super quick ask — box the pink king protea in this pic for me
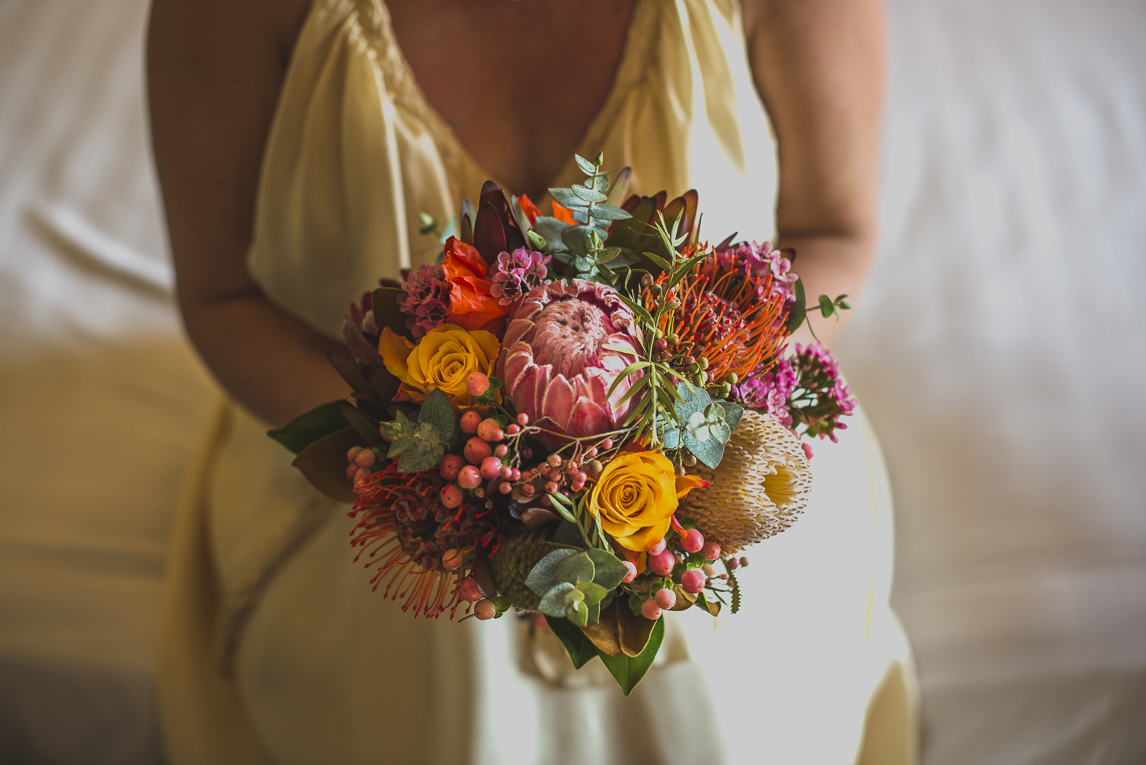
[498,279,642,447]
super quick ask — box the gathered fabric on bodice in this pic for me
[156,2,916,763]
[247,0,777,340]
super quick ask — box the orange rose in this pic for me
[442,237,508,334]
[588,451,706,552]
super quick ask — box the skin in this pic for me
[147,0,885,426]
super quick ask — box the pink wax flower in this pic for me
[706,241,798,304]
[498,279,642,447]
[400,263,451,338]
[489,248,552,306]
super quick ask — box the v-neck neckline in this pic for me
[370,0,657,198]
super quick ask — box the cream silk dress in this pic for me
[156,0,918,763]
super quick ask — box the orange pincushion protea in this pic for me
[646,246,789,383]
[349,463,502,618]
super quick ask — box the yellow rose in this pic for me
[588,451,706,552]
[378,323,500,407]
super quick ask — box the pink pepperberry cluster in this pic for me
[437,407,527,509]
[345,446,379,489]
[637,530,723,621]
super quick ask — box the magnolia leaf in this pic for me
[597,614,666,695]
[585,548,629,590]
[555,551,596,585]
[290,427,362,503]
[545,615,598,669]
[361,365,401,407]
[539,582,577,617]
[267,401,348,455]
[588,203,632,222]
[696,591,722,617]
[605,167,632,205]
[526,548,578,597]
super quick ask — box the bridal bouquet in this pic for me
[269,155,855,693]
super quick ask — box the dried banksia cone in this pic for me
[490,527,553,611]
[677,411,811,553]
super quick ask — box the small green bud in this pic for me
[726,372,739,384]
[698,357,710,371]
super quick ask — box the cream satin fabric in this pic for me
[156,0,916,763]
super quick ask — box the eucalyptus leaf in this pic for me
[819,294,836,318]
[683,430,725,470]
[568,599,590,627]
[526,549,577,597]
[719,401,745,433]
[548,188,588,209]
[552,521,587,549]
[561,225,600,258]
[570,184,608,204]
[592,174,611,194]
[539,582,577,617]
[532,217,569,252]
[577,581,608,605]
[555,551,596,585]
[418,388,457,442]
[588,203,632,222]
[574,154,598,176]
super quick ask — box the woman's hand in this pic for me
[148,0,347,426]
[742,0,887,347]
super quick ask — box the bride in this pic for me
[147,0,914,763]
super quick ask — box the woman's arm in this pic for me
[741,0,886,346]
[148,0,346,426]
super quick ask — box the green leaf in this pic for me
[561,225,601,258]
[545,616,598,669]
[571,184,608,204]
[553,521,587,549]
[418,388,457,442]
[372,287,413,341]
[785,300,807,335]
[395,432,445,473]
[526,229,549,251]
[819,294,836,318]
[574,154,598,176]
[684,430,725,470]
[577,581,608,605]
[719,401,745,433]
[585,548,629,590]
[642,250,673,271]
[532,217,569,252]
[568,599,590,627]
[555,551,596,585]
[539,582,577,617]
[289,427,363,503]
[526,549,577,597]
[336,400,383,446]
[594,246,624,264]
[548,188,588,209]
[597,616,666,695]
[267,401,349,455]
[588,203,632,222]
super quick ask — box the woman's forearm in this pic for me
[778,232,877,347]
[179,290,348,427]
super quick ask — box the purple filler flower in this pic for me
[709,241,799,304]
[737,358,797,427]
[489,248,552,306]
[400,263,450,338]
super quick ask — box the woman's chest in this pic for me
[386,0,639,197]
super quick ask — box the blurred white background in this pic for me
[1,0,1143,763]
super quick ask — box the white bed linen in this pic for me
[836,0,1146,762]
[0,1,216,762]
[1,0,1144,763]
